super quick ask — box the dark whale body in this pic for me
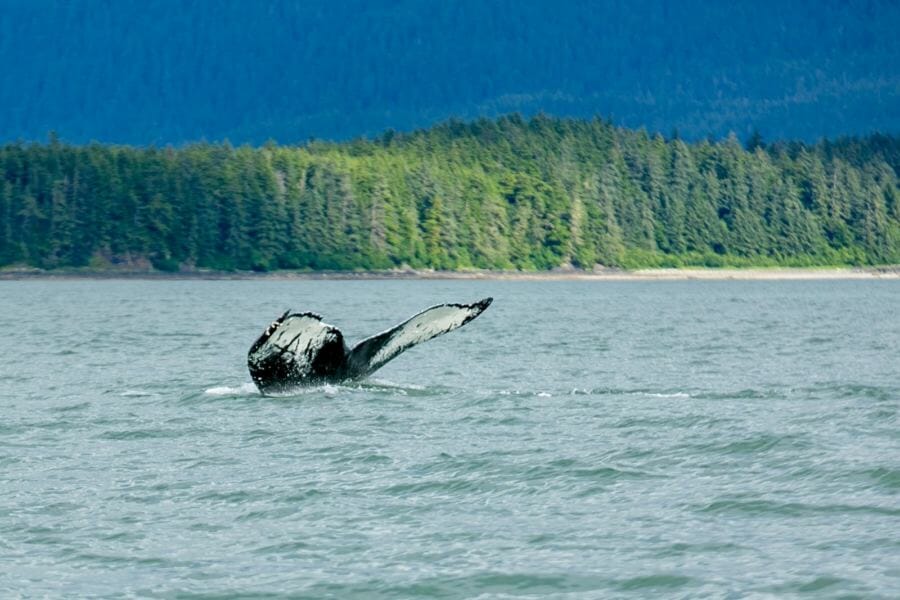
[248,298,492,393]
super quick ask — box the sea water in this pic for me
[1,279,898,597]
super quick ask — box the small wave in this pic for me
[51,401,91,412]
[120,390,157,397]
[98,428,208,440]
[693,388,776,400]
[854,466,900,491]
[251,541,311,555]
[568,387,691,398]
[760,576,859,595]
[305,572,616,598]
[495,389,553,397]
[653,541,746,558]
[195,490,263,504]
[699,498,900,517]
[384,478,489,495]
[617,574,694,591]
[695,433,810,455]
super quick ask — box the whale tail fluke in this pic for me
[345,297,493,379]
[247,297,493,392]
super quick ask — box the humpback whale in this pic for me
[248,298,492,393]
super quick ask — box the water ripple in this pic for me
[2,279,899,597]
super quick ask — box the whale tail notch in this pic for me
[344,297,493,379]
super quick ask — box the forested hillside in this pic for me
[1,0,897,144]
[1,116,898,272]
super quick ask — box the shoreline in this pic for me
[2,266,899,281]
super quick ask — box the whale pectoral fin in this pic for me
[346,297,492,379]
[248,312,344,392]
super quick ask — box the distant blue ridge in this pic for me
[1,0,898,145]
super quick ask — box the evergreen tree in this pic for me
[0,118,897,272]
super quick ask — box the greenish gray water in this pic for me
[1,280,898,598]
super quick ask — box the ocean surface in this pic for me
[1,279,898,598]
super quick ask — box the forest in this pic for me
[1,115,898,272]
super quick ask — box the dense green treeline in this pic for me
[1,116,899,272]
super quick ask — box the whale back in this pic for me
[248,312,347,392]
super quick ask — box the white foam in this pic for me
[204,383,259,396]
[369,378,426,391]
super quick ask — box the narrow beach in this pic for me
[2,266,898,281]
